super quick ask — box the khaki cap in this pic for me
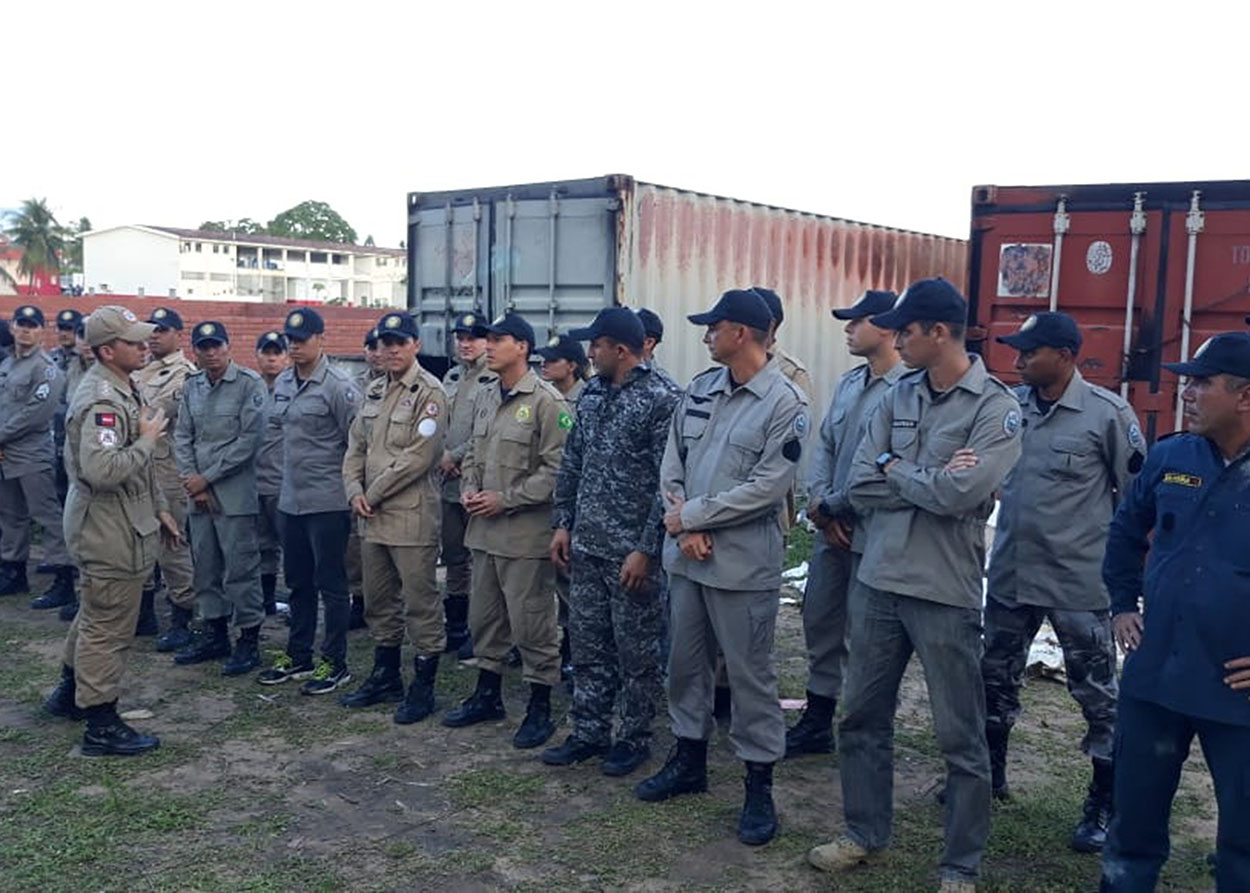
[85,306,157,347]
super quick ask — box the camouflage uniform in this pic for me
[553,366,680,746]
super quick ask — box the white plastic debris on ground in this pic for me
[1026,620,1066,681]
[780,561,808,604]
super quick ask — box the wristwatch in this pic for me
[875,451,897,473]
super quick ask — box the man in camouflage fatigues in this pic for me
[982,312,1143,854]
[542,308,680,777]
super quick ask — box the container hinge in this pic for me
[1186,190,1204,235]
[1130,192,1147,235]
[1053,197,1070,235]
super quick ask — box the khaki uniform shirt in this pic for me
[343,362,447,546]
[987,370,1144,611]
[809,361,907,553]
[441,354,494,503]
[174,361,267,516]
[660,359,809,591]
[461,369,569,558]
[0,348,65,478]
[848,355,1022,609]
[271,355,359,516]
[562,378,587,413]
[65,353,94,405]
[134,350,197,492]
[63,364,166,580]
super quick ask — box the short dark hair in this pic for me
[917,319,966,341]
[600,336,643,359]
[747,325,770,346]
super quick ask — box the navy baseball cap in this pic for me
[452,311,482,335]
[473,312,536,351]
[284,308,325,339]
[636,308,664,342]
[376,311,420,342]
[55,308,83,330]
[870,277,967,330]
[688,289,774,331]
[256,330,287,352]
[191,320,229,347]
[13,305,45,327]
[751,287,784,326]
[1164,332,1250,379]
[536,333,589,366]
[997,312,1083,353]
[570,307,646,351]
[833,290,899,321]
[148,307,184,330]
[363,327,379,348]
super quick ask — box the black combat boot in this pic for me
[58,590,79,622]
[222,625,262,676]
[0,561,29,596]
[174,616,231,665]
[442,669,506,727]
[394,655,439,725]
[133,587,158,636]
[784,691,836,758]
[156,604,194,653]
[43,665,85,720]
[81,701,160,757]
[348,595,367,630]
[340,646,404,707]
[261,573,277,616]
[635,737,709,802]
[513,683,555,749]
[542,735,609,766]
[29,566,74,610]
[443,597,469,653]
[739,761,779,845]
[986,723,1011,801]
[1070,758,1114,853]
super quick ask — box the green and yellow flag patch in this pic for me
[557,412,574,431]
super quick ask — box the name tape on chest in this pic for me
[1162,471,1202,488]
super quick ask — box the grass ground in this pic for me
[0,565,1218,893]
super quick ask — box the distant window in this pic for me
[182,242,191,252]
[288,250,306,262]
[195,242,202,252]
[376,257,387,267]
[310,252,327,263]
[332,254,346,265]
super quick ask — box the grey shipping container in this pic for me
[407,174,967,413]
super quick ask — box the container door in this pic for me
[490,194,618,344]
[408,200,490,357]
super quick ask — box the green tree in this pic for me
[364,234,375,247]
[235,217,265,235]
[199,220,228,233]
[3,198,66,288]
[63,216,92,274]
[267,200,356,244]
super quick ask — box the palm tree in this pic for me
[3,198,67,289]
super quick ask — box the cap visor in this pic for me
[534,348,560,360]
[868,309,908,330]
[686,311,723,325]
[831,306,872,321]
[566,326,597,341]
[1163,360,1219,377]
[122,322,158,341]
[995,333,1041,349]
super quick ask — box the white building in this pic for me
[82,225,407,307]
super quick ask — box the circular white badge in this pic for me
[1086,241,1113,275]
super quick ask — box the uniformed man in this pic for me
[0,319,12,364]
[134,307,197,645]
[0,304,75,607]
[172,321,267,674]
[536,331,590,677]
[346,326,385,630]
[64,320,95,404]
[254,331,288,615]
[1099,332,1250,892]
[257,308,358,695]
[41,306,182,756]
[543,307,680,776]
[810,278,1022,892]
[439,312,494,659]
[340,311,448,723]
[636,289,809,849]
[50,309,83,504]
[443,312,569,750]
[636,308,680,390]
[786,290,903,758]
[751,287,815,401]
[981,312,1142,853]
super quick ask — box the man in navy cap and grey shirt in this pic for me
[811,278,1021,891]
[636,288,809,848]
[257,308,359,695]
[981,311,1144,854]
[1100,332,1250,892]
[786,290,904,759]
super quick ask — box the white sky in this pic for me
[6,1,1247,247]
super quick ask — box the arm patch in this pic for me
[782,439,802,462]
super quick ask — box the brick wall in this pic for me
[0,295,386,368]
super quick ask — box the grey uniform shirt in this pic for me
[986,370,1144,611]
[808,361,906,554]
[660,359,809,591]
[271,355,359,515]
[0,348,66,478]
[254,377,284,498]
[174,361,267,516]
[441,355,495,503]
[848,355,1022,609]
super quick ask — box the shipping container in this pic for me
[968,180,1250,440]
[407,175,967,414]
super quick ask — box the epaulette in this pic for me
[779,374,808,405]
[238,366,262,380]
[187,367,206,377]
[1088,384,1131,410]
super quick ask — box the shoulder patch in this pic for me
[1162,471,1202,488]
[782,438,802,462]
[95,412,117,428]
[1127,422,1145,451]
[557,411,574,431]
[793,411,809,437]
[33,382,51,401]
[1003,409,1021,437]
